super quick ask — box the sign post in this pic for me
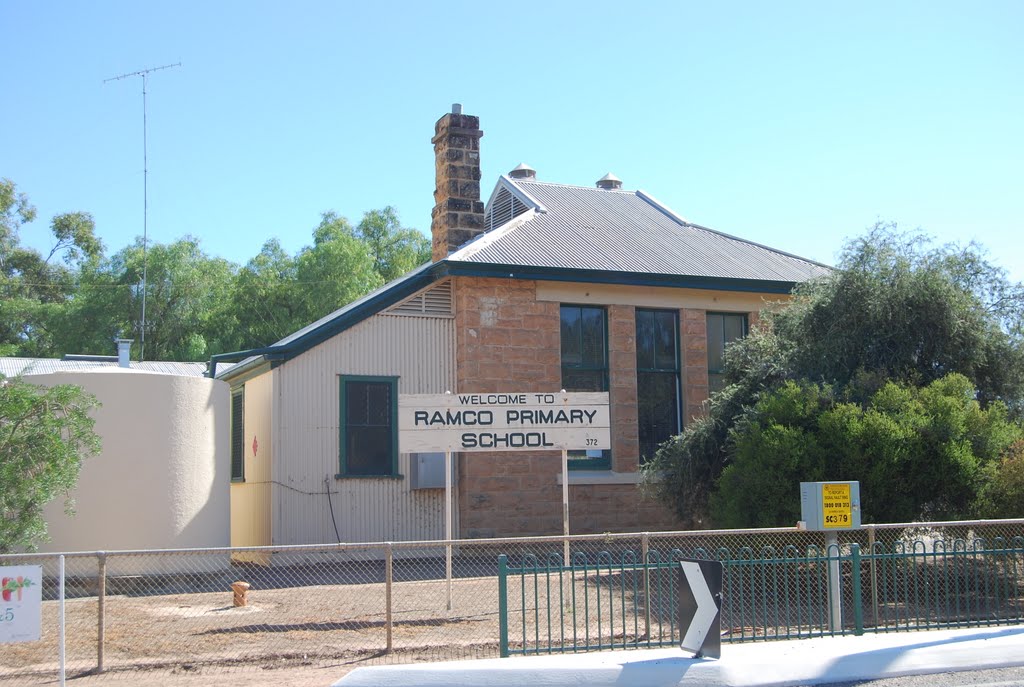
[445,449,452,611]
[561,448,570,564]
[399,391,611,602]
[799,481,862,632]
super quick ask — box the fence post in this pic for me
[867,524,877,626]
[385,543,393,654]
[851,544,864,636]
[97,552,107,673]
[641,532,651,639]
[826,532,841,633]
[498,554,509,658]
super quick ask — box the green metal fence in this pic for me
[498,534,1024,657]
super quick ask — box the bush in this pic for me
[709,374,1022,527]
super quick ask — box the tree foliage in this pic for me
[0,177,430,360]
[646,225,1024,526]
[710,375,1022,527]
[0,377,101,552]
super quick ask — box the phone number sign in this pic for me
[1,566,42,643]
[822,483,853,529]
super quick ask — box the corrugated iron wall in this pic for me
[273,313,456,545]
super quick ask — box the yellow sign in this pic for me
[822,483,852,529]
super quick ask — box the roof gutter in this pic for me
[208,347,286,379]
[434,260,804,294]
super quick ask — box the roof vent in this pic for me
[115,338,133,368]
[596,173,622,190]
[508,163,536,180]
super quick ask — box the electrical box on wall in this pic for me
[410,452,449,490]
[799,481,862,531]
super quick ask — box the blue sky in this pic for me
[4,1,1023,280]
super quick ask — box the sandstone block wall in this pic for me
[454,276,681,537]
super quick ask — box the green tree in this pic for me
[222,210,410,351]
[106,237,236,361]
[354,207,431,282]
[0,178,37,272]
[710,375,1021,527]
[1,179,105,357]
[223,239,301,351]
[0,377,101,552]
[646,225,1024,526]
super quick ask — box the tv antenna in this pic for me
[104,62,181,361]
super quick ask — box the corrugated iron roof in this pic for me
[457,178,831,283]
[0,358,211,378]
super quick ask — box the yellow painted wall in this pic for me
[230,369,274,562]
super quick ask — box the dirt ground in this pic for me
[1,567,651,687]
[15,663,357,686]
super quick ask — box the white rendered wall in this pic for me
[26,370,230,573]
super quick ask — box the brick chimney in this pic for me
[431,104,485,261]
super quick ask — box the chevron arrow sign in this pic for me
[677,558,723,659]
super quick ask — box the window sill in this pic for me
[335,473,404,480]
[231,478,245,484]
[556,471,642,486]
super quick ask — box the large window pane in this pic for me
[581,307,606,367]
[637,372,679,461]
[635,310,656,370]
[560,307,582,366]
[561,369,605,393]
[560,305,610,469]
[636,309,680,463]
[230,389,244,481]
[654,310,677,369]
[341,378,396,476]
[707,312,748,395]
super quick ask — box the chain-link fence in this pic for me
[1,519,1022,684]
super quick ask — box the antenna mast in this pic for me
[104,62,181,361]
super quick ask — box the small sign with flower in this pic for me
[1,566,42,643]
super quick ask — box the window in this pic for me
[560,305,610,469]
[230,388,245,482]
[707,312,749,394]
[636,309,680,463]
[339,376,398,477]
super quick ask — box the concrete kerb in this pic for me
[333,625,1024,687]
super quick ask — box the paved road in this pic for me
[336,625,1024,686]
[824,666,1024,686]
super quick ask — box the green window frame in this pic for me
[230,388,245,482]
[560,304,611,470]
[636,308,681,464]
[338,375,400,478]
[707,312,749,394]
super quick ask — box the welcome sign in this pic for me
[399,392,610,453]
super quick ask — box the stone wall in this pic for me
[682,308,710,425]
[431,111,485,261]
[454,276,680,537]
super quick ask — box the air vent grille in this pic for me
[485,187,531,231]
[387,280,453,317]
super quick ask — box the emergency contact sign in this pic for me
[822,483,852,528]
[399,392,610,453]
[799,481,862,531]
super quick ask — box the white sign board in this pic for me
[399,392,610,453]
[1,566,42,643]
